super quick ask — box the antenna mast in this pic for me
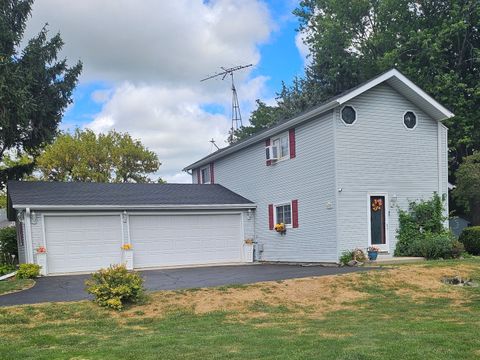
[201,64,253,143]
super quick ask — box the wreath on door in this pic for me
[371,199,383,212]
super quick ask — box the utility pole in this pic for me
[201,64,253,143]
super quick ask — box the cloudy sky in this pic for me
[24,0,308,182]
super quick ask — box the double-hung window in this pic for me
[200,166,211,184]
[272,133,289,160]
[275,203,292,227]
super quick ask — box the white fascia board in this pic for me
[184,100,339,170]
[12,204,257,210]
[336,69,455,119]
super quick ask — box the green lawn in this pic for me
[0,277,34,295]
[0,259,479,359]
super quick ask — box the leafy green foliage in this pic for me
[458,226,480,255]
[0,264,15,276]
[454,153,480,225]
[16,263,40,279]
[36,129,161,183]
[85,264,146,310]
[243,1,479,177]
[395,193,458,259]
[0,0,82,189]
[0,226,17,265]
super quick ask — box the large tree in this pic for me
[36,129,161,183]
[454,152,480,225]
[0,0,82,189]
[237,0,480,175]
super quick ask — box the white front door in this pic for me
[368,194,389,252]
[129,213,243,268]
[45,215,122,274]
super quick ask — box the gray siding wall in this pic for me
[212,111,338,262]
[334,83,448,255]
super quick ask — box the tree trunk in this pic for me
[471,200,480,226]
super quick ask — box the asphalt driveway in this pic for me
[0,264,374,306]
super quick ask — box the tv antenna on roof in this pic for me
[201,64,253,143]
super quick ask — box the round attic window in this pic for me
[341,106,356,125]
[404,111,417,129]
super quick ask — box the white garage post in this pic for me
[122,211,134,270]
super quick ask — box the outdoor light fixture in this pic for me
[122,211,128,223]
[30,211,38,225]
[247,209,252,220]
[391,194,398,207]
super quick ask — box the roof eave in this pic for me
[184,100,339,170]
[12,203,257,210]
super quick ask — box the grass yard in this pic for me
[1,259,479,359]
[0,277,34,296]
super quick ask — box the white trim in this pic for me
[437,122,442,195]
[127,210,245,216]
[270,131,290,162]
[273,201,293,228]
[40,214,48,274]
[340,105,358,126]
[13,204,257,210]
[24,208,33,263]
[336,69,454,119]
[332,108,340,259]
[367,193,389,252]
[403,110,418,130]
[199,165,211,184]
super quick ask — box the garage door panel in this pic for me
[130,214,243,268]
[45,215,122,274]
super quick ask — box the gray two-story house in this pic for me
[8,69,453,275]
[185,69,453,263]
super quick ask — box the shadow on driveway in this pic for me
[0,264,376,306]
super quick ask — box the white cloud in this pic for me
[23,1,275,182]
[25,0,272,85]
[295,31,310,66]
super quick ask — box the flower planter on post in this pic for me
[121,244,134,270]
[243,239,254,263]
[35,246,47,276]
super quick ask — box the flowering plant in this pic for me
[36,246,46,253]
[367,245,380,253]
[244,239,254,245]
[274,223,286,234]
[121,244,132,250]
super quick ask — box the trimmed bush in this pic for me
[416,232,454,260]
[0,227,17,265]
[85,264,145,310]
[459,226,480,255]
[16,263,41,279]
[451,240,465,259]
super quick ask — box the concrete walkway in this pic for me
[0,264,374,306]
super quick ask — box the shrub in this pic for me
[16,263,41,279]
[395,193,448,257]
[0,264,16,276]
[458,226,480,255]
[85,264,145,310]
[451,240,465,259]
[416,232,454,260]
[0,227,17,265]
[339,249,366,265]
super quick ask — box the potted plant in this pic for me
[367,246,380,261]
[274,223,286,235]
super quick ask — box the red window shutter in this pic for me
[265,139,272,166]
[289,128,296,159]
[210,162,215,184]
[196,169,201,184]
[292,200,299,228]
[268,204,274,230]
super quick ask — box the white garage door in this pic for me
[45,215,122,274]
[129,214,243,268]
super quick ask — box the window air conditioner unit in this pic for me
[265,145,278,161]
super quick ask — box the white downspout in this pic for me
[24,208,34,263]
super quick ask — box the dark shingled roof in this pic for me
[7,181,254,207]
